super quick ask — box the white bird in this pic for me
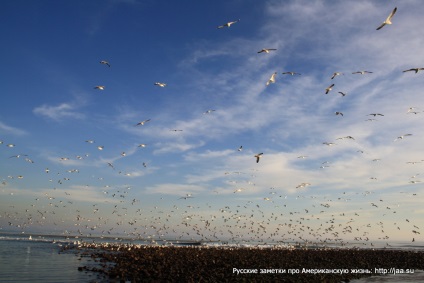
[352,71,373,74]
[257,48,277,54]
[100,60,111,67]
[282,71,301,76]
[331,72,343,79]
[325,84,335,94]
[266,72,277,86]
[94,86,105,90]
[135,119,151,126]
[394,134,412,141]
[217,19,240,29]
[154,82,166,87]
[376,7,397,30]
[203,110,216,114]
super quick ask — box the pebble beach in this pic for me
[67,243,424,282]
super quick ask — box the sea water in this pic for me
[0,234,102,282]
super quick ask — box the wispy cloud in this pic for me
[0,121,28,136]
[33,102,85,121]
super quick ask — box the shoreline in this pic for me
[65,243,424,282]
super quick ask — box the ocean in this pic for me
[0,232,423,282]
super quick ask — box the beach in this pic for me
[67,243,424,282]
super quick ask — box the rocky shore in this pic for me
[66,243,424,282]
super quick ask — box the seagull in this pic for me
[237,146,243,151]
[257,48,277,54]
[203,110,216,114]
[323,142,336,146]
[337,136,355,140]
[135,119,151,126]
[352,71,373,74]
[9,154,28,158]
[94,86,105,90]
[325,84,335,94]
[335,111,344,116]
[266,72,277,86]
[331,72,343,79]
[282,72,301,76]
[254,153,263,163]
[97,146,104,150]
[138,144,147,148]
[368,113,384,117]
[338,91,347,96]
[100,60,111,67]
[376,7,397,30]
[394,134,412,141]
[403,68,424,74]
[154,82,166,87]
[217,19,240,29]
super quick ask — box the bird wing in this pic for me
[387,7,397,21]
[376,23,386,30]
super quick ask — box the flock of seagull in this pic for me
[1,5,423,246]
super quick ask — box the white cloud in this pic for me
[0,121,28,136]
[33,102,85,121]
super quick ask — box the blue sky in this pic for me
[1,0,423,244]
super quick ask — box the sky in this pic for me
[1,0,423,244]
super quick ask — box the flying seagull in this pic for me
[376,7,397,30]
[331,72,343,79]
[282,71,301,76]
[368,113,384,117]
[135,119,151,126]
[325,84,335,94]
[352,70,373,74]
[394,134,412,141]
[94,86,105,90]
[154,82,166,87]
[217,19,240,29]
[203,109,216,114]
[403,68,424,74]
[100,60,111,67]
[335,111,344,116]
[254,153,263,163]
[338,91,347,96]
[266,72,277,86]
[257,48,277,54]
